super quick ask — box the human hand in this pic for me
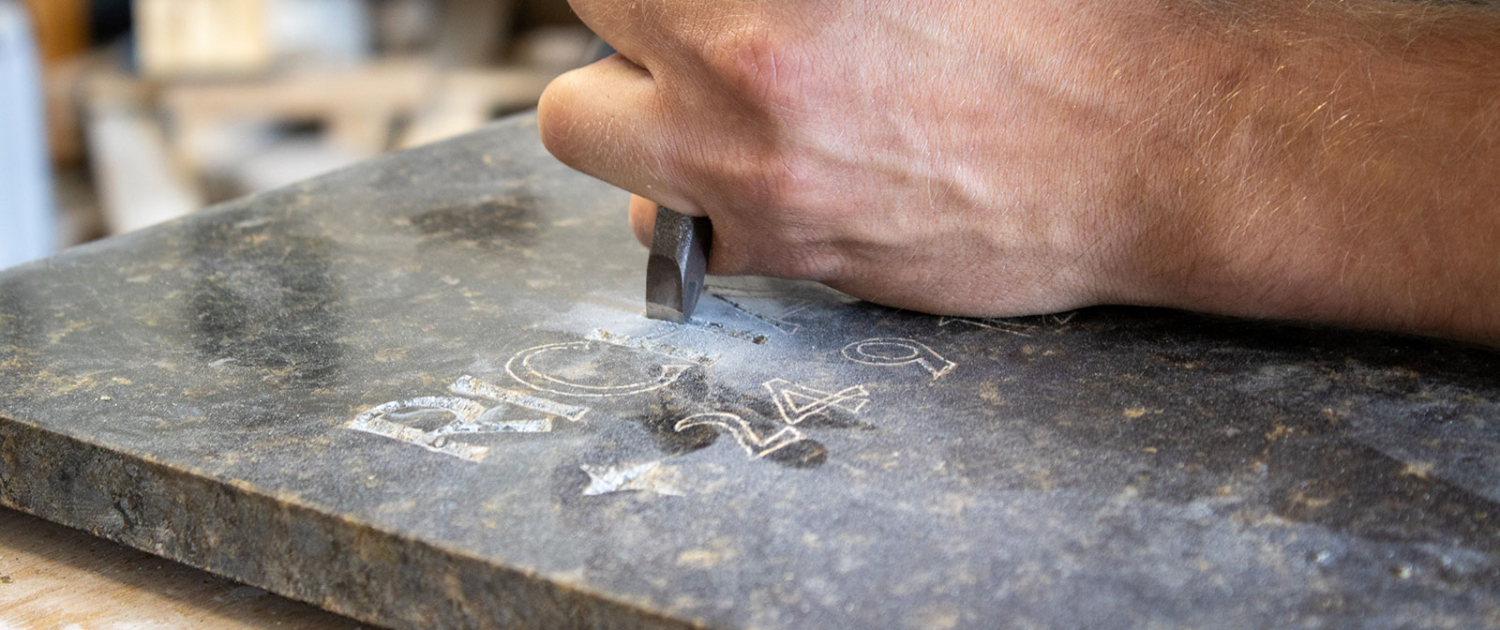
[538,0,1234,314]
[538,0,1500,343]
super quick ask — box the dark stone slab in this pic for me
[4,114,1500,630]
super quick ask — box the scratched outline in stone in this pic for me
[505,341,693,398]
[938,316,1033,337]
[708,289,814,335]
[584,329,720,366]
[937,312,1078,336]
[841,338,956,380]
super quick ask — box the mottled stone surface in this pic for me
[3,114,1500,629]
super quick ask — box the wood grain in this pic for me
[0,507,371,630]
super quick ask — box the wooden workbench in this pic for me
[0,507,367,629]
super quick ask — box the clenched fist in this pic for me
[539,0,1500,345]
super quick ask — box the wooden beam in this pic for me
[135,0,273,78]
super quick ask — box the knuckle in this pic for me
[702,22,805,108]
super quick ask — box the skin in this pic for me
[537,0,1500,346]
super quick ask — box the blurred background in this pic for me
[1,0,588,270]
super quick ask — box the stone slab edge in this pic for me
[0,414,700,630]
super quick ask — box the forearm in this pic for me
[1144,1,1500,344]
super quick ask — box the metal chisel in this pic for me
[645,207,712,323]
